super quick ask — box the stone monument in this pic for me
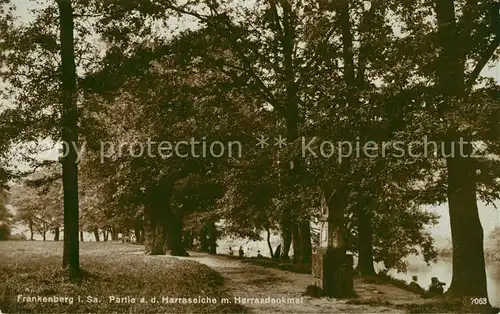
[312,191,354,297]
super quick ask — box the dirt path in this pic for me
[176,253,424,313]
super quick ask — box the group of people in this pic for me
[409,276,446,298]
[228,246,263,258]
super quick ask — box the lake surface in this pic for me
[382,256,500,307]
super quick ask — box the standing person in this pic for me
[238,246,244,258]
[229,247,233,256]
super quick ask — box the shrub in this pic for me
[304,285,323,298]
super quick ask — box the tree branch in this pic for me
[165,2,285,116]
[206,3,286,116]
[337,0,356,87]
[458,0,479,55]
[466,1,500,87]
[466,35,500,87]
[269,0,284,40]
[73,13,103,18]
[357,0,384,83]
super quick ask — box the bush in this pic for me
[304,285,323,297]
[0,222,11,240]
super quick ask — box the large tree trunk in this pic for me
[183,231,193,249]
[134,218,144,243]
[277,0,311,263]
[102,229,108,241]
[446,151,488,300]
[280,216,292,260]
[144,206,166,255]
[110,228,118,241]
[299,221,312,264]
[53,227,60,241]
[167,214,188,256]
[357,206,376,276]
[434,0,489,305]
[29,220,33,240]
[266,228,274,258]
[207,222,217,255]
[200,227,210,253]
[93,228,100,242]
[291,223,301,263]
[133,224,140,243]
[144,180,174,255]
[338,1,380,277]
[58,0,79,276]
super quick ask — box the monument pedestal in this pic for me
[312,248,354,298]
[311,190,354,298]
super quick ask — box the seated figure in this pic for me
[425,277,446,298]
[408,276,425,295]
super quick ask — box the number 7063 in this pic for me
[470,298,488,305]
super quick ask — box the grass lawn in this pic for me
[0,241,245,313]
